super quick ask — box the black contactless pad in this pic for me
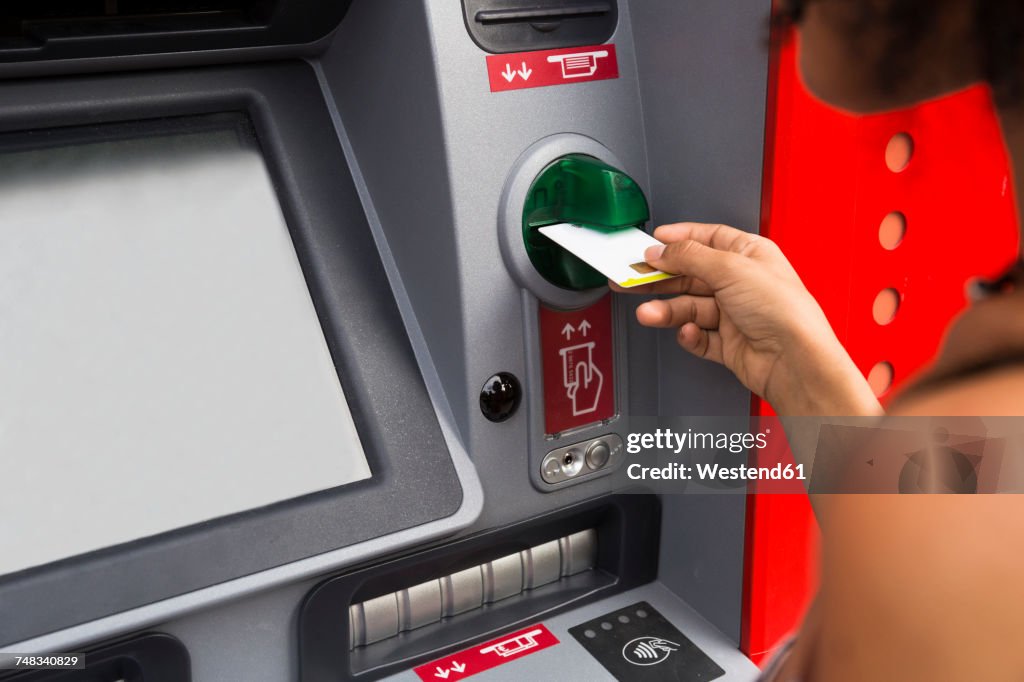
[569,601,726,681]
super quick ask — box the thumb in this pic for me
[644,239,741,289]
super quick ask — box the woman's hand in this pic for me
[616,222,881,416]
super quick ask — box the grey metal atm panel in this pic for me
[631,0,772,642]
[0,0,773,677]
[319,0,656,533]
[319,0,771,645]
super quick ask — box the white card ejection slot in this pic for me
[538,223,679,288]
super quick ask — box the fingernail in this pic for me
[645,244,665,261]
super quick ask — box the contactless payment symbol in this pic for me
[622,636,679,666]
[569,602,724,681]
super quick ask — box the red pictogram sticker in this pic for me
[413,624,559,681]
[486,44,619,92]
[539,295,616,435]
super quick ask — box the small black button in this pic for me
[479,372,522,423]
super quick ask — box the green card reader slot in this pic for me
[523,154,650,290]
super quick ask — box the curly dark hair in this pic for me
[777,0,1024,105]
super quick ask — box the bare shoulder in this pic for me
[807,367,1024,680]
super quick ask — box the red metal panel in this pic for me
[743,28,1019,665]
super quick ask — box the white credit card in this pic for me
[538,223,679,288]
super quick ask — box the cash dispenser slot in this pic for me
[299,496,660,681]
[523,153,650,291]
[348,529,598,649]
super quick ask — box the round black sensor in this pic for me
[479,372,522,423]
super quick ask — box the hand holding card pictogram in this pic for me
[560,342,604,417]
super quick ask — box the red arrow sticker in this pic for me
[412,624,559,681]
[486,44,619,92]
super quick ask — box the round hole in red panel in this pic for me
[885,133,914,172]
[879,211,907,250]
[872,288,900,325]
[868,361,894,397]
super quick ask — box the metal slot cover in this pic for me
[348,529,597,650]
[475,2,611,24]
[462,0,618,54]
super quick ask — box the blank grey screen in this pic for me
[0,116,371,576]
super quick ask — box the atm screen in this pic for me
[0,113,371,576]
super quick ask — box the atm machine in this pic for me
[0,1,770,680]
